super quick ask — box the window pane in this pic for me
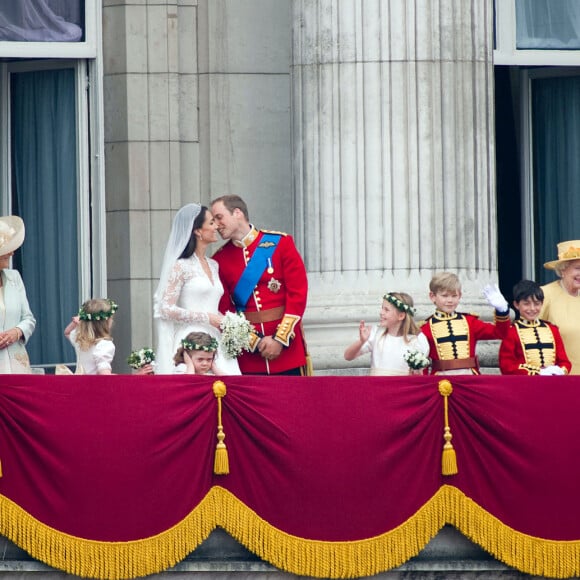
[0,0,84,42]
[516,0,580,49]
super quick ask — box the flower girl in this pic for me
[344,292,430,376]
[173,331,226,375]
[64,299,118,375]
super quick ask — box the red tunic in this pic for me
[213,229,308,374]
[421,310,511,375]
[499,319,571,375]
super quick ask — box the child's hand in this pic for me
[482,284,509,313]
[358,321,371,343]
[539,365,565,376]
[183,351,196,374]
[134,364,154,375]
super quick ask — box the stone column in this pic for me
[292,0,498,369]
[102,0,199,369]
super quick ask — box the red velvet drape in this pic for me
[0,374,577,576]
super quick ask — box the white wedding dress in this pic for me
[156,254,241,375]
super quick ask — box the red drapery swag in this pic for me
[0,374,578,579]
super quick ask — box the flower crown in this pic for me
[181,337,219,353]
[78,299,118,322]
[383,293,415,316]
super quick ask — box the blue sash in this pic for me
[232,233,281,311]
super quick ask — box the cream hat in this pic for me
[0,216,25,256]
[544,240,580,270]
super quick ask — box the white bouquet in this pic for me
[127,347,156,369]
[220,312,254,358]
[403,348,431,371]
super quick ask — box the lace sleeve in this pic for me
[158,261,210,325]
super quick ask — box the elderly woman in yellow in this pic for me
[0,216,36,373]
[540,240,580,375]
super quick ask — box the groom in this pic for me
[211,195,309,375]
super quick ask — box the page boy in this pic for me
[499,279,571,376]
[421,272,511,375]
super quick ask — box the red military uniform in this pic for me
[499,319,571,375]
[421,309,511,375]
[213,226,308,374]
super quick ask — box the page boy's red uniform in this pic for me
[499,319,571,375]
[421,310,511,374]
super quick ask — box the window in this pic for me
[0,57,105,369]
[0,0,97,58]
[495,0,580,64]
[519,68,580,283]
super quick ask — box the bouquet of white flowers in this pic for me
[403,348,431,371]
[127,347,156,369]
[220,312,254,358]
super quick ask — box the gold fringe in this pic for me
[438,379,458,475]
[0,491,216,580]
[0,486,578,579]
[212,380,229,475]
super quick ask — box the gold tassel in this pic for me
[438,380,458,476]
[212,380,229,475]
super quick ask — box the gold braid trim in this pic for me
[0,486,579,579]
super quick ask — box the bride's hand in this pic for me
[209,313,224,329]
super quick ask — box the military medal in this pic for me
[268,277,281,293]
[267,258,274,275]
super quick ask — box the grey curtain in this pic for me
[0,0,82,41]
[516,0,580,49]
[532,75,580,283]
[11,68,79,366]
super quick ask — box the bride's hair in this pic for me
[179,206,208,259]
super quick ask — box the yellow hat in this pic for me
[544,240,580,270]
[0,216,25,257]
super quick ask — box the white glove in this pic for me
[482,284,509,313]
[539,365,565,376]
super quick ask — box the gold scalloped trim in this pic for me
[0,485,578,579]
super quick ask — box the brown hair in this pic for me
[173,331,217,365]
[210,194,249,221]
[179,206,209,259]
[75,299,115,351]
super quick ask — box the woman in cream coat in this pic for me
[0,216,36,373]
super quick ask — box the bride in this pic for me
[154,203,241,375]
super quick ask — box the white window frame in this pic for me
[495,0,580,65]
[0,55,106,299]
[0,0,98,59]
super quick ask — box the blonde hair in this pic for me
[381,292,420,343]
[429,272,462,294]
[75,299,115,351]
[173,332,217,366]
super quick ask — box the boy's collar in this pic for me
[433,309,457,320]
[516,318,540,327]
